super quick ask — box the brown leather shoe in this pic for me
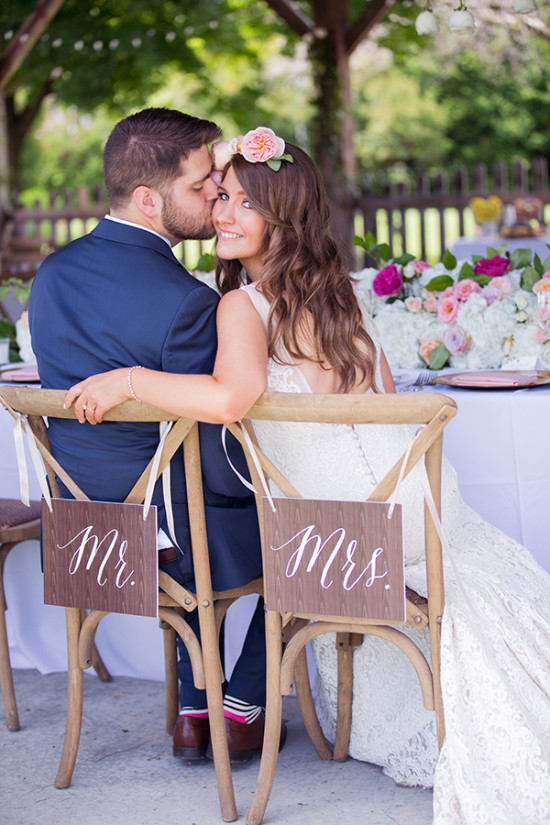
[173,715,210,761]
[206,711,286,763]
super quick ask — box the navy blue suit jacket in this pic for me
[28,218,261,590]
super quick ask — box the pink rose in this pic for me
[533,278,550,294]
[241,127,285,163]
[437,294,459,324]
[440,286,455,298]
[443,325,470,355]
[491,275,514,295]
[473,255,510,277]
[536,328,549,344]
[423,295,438,313]
[419,337,442,364]
[404,296,422,312]
[411,260,431,272]
[481,284,502,306]
[453,278,481,301]
[372,264,403,297]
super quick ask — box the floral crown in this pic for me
[212,127,294,173]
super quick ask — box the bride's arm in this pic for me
[63,290,268,425]
[380,350,395,393]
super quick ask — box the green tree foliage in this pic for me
[2,0,298,194]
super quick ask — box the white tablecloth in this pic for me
[450,234,550,261]
[2,377,549,681]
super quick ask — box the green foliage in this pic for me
[354,232,392,266]
[428,343,450,370]
[195,251,217,272]
[520,265,541,293]
[424,274,454,292]
[0,277,33,304]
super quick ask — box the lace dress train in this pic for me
[240,282,550,825]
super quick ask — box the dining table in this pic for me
[450,233,550,261]
[1,368,549,684]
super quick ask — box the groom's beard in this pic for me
[161,193,215,242]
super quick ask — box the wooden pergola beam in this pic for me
[0,0,67,91]
[346,0,399,55]
[263,0,316,37]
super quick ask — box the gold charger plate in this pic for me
[433,370,550,389]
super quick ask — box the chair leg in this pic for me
[198,601,237,823]
[90,642,112,683]
[0,543,19,730]
[333,633,353,762]
[247,611,284,825]
[294,645,331,760]
[162,622,179,734]
[54,607,84,788]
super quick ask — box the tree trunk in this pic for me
[309,0,356,266]
[0,92,11,235]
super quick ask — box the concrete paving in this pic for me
[1,669,433,825]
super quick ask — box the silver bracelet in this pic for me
[127,366,144,402]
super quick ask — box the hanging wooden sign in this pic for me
[262,497,405,621]
[42,498,159,618]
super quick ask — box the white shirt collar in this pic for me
[104,214,172,247]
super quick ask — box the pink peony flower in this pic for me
[440,286,455,299]
[423,295,438,313]
[404,296,422,312]
[372,264,403,296]
[437,294,459,324]
[419,337,442,364]
[533,278,550,294]
[240,127,285,163]
[473,255,510,277]
[454,278,481,301]
[443,325,470,355]
[491,275,515,295]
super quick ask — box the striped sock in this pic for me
[223,694,263,725]
[179,707,208,719]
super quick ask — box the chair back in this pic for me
[0,385,243,821]
[229,390,457,825]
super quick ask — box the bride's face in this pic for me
[213,167,266,281]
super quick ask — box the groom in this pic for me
[28,108,268,762]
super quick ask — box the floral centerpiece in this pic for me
[352,233,550,370]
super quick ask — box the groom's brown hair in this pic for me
[103,108,221,209]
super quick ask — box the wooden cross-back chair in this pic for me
[0,385,262,824]
[227,390,457,825]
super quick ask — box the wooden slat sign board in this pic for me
[42,498,158,617]
[262,497,405,621]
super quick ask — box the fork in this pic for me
[398,371,435,392]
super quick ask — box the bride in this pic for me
[64,128,550,825]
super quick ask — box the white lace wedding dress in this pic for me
[241,282,550,825]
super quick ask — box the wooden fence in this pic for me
[2,157,550,283]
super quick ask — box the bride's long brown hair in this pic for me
[215,144,378,393]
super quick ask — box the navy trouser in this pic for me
[160,556,266,709]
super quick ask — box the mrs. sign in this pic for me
[262,497,405,621]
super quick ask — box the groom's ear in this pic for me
[132,185,162,218]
